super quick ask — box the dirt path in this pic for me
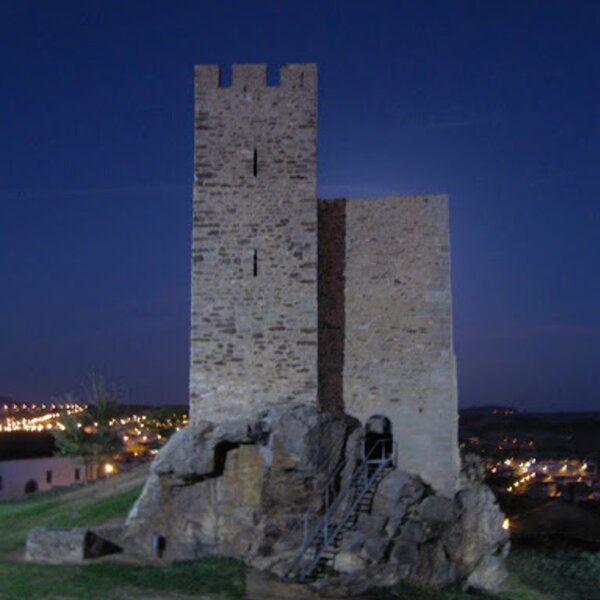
[58,463,149,506]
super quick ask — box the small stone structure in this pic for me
[26,527,121,563]
[191,63,458,497]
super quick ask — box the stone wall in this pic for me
[340,196,459,497]
[190,64,319,423]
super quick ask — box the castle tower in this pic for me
[190,64,318,423]
[318,196,459,496]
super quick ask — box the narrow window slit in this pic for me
[253,250,258,277]
[253,149,258,176]
[300,72,304,88]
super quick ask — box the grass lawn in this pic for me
[0,558,246,600]
[370,545,600,600]
[0,470,599,599]
[0,485,142,555]
[503,545,600,600]
[0,470,246,599]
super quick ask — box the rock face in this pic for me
[316,458,510,595]
[116,403,508,594]
[122,403,357,569]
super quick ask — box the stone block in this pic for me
[359,536,387,564]
[390,540,418,566]
[339,530,365,553]
[397,519,426,544]
[416,495,455,523]
[465,554,508,592]
[26,528,121,563]
[333,550,367,574]
[356,513,388,535]
[371,470,425,516]
[151,422,214,478]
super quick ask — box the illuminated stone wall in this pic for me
[190,63,458,494]
[190,64,318,423]
[341,196,459,496]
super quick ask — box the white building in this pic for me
[0,456,98,499]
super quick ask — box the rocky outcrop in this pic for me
[118,404,508,594]
[313,454,509,596]
[122,403,358,569]
[26,403,509,595]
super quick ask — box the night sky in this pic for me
[1,1,598,411]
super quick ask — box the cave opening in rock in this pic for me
[364,415,393,462]
[213,440,241,476]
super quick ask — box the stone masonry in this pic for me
[190,63,459,496]
[190,64,318,422]
[331,197,459,496]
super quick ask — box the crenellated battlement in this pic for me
[195,63,316,91]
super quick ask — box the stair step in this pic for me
[283,460,395,582]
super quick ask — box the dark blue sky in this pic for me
[1,1,598,411]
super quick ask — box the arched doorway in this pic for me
[364,415,393,463]
[24,479,38,494]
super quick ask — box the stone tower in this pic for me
[190,64,318,424]
[319,196,459,496]
[190,63,459,496]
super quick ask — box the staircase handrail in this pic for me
[282,438,395,580]
[296,452,394,581]
[274,428,354,555]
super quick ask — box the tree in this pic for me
[143,407,188,441]
[53,378,122,482]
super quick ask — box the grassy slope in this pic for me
[0,485,142,554]
[0,470,599,600]
[371,546,600,600]
[0,559,245,600]
[504,546,600,600]
[0,465,149,555]
[0,467,246,599]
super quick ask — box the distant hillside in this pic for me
[459,408,600,459]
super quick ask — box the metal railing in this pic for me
[273,428,353,557]
[282,438,396,582]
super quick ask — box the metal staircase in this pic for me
[281,438,396,582]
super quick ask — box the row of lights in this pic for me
[0,406,85,432]
[2,403,83,412]
[488,456,594,495]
